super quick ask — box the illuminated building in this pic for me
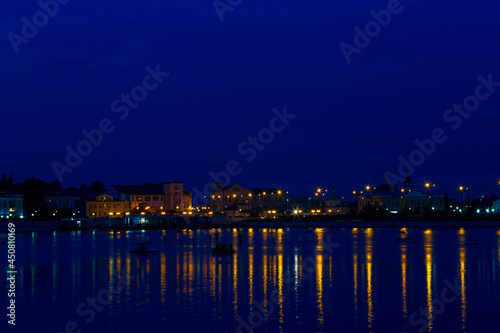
[324,187,350,214]
[108,185,165,213]
[107,182,192,214]
[210,183,251,212]
[86,194,130,218]
[0,191,23,219]
[357,172,445,213]
[163,182,188,212]
[248,187,287,213]
[493,199,500,213]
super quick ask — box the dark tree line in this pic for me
[1,173,106,219]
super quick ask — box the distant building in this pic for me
[248,188,287,214]
[210,184,251,212]
[287,195,316,212]
[325,188,341,207]
[46,188,83,210]
[493,199,500,213]
[45,187,96,216]
[108,185,165,214]
[163,182,186,212]
[358,173,445,213]
[107,181,192,215]
[182,190,192,211]
[0,192,23,219]
[86,194,130,218]
[223,203,252,218]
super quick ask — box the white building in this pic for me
[0,192,24,219]
[493,199,500,213]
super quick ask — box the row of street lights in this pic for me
[351,181,500,214]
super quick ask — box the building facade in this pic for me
[86,194,131,218]
[249,188,287,213]
[357,173,445,213]
[0,192,24,219]
[108,185,165,214]
[493,199,500,213]
[107,182,192,215]
[210,184,251,212]
[163,182,185,212]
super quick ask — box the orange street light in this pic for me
[458,186,468,213]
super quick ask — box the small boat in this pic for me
[130,242,159,253]
[305,228,314,233]
[465,239,478,245]
[211,243,235,254]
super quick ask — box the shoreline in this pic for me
[2,220,500,232]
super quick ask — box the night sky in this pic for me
[2,0,500,200]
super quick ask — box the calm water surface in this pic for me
[2,227,500,332]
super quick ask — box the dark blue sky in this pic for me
[1,0,500,200]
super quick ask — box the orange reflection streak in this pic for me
[233,228,239,249]
[401,245,408,318]
[109,257,114,288]
[116,254,122,304]
[315,229,324,251]
[116,256,122,275]
[459,245,467,330]
[365,228,374,330]
[278,253,284,326]
[497,229,500,264]
[353,228,359,326]
[108,257,114,302]
[209,255,215,298]
[161,253,166,302]
[249,248,254,310]
[424,229,434,331]
[263,253,268,306]
[316,253,324,327]
[233,252,238,317]
[125,256,130,294]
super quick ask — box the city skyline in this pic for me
[2,1,500,200]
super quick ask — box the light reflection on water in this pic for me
[3,227,500,332]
